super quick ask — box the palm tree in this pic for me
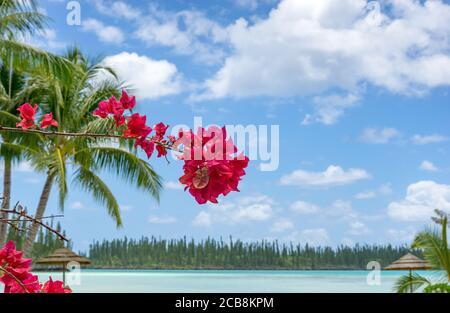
[0,0,73,246]
[20,48,162,256]
[395,209,450,293]
[0,64,35,246]
[0,0,72,78]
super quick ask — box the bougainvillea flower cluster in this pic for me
[16,103,58,130]
[177,126,249,204]
[15,90,249,205]
[91,91,173,160]
[0,241,70,293]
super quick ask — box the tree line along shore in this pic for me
[10,224,416,270]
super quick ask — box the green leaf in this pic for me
[73,167,122,227]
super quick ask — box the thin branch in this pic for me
[0,125,179,151]
[0,202,68,242]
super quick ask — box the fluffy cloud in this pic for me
[70,201,85,210]
[411,134,449,145]
[1,161,34,173]
[280,165,370,187]
[135,7,229,65]
[103,52,182,100]
[270,219,294,233]
[354,183,392,200]
[82,19,125,44]
[90,0,141,20]
[193,195,274,227]
[200,0,450,99]
[235,0,278,10]
[302,93,359,125]
[164,181,184,190]
[286,228,330,246]
[388,181,450,221]
[419,160,439,172]
[360,127,400,144]
[348,221,369,235]
[289,201,320,214]
[148,215,177,224]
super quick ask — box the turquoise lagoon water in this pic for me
[35,269,440,293]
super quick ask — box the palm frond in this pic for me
[0,39,74,80]
[75,147,162,202]
[413,230,450,275]
[73,166,122,227]
[394,273,431,293]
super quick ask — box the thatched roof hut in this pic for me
[385,253,431,271]
[35,248,91,283]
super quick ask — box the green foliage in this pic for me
[423,283,450,293]
[395,210,450,293]
[88,236,415,270]
[394,273,431,293]
[6,220,71,260]
[20,48,161,222]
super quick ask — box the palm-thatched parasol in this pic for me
[385,253,431,292]
[385,253,431,271]
[35,248,91,284]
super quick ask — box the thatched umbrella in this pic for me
[35,248,91,284]
[385,253,432,292]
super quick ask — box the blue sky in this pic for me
[5,0,450,252]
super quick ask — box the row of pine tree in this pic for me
[88,236,416,270]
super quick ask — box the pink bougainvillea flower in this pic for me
[178,126,249,204]
[42,277,72,293]
[40,113,58,129]
[93,100,110,118]
[1,241,70,294]
[93,96,125,126]
[135,137,155,159]
[113,114,126,127]
[153,122,169,140]
[3,271,41,294]
[155,144,168,158]
[120,90,136,110]
[16,103,38,129]
[123,113,152,139]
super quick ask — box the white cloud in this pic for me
[235,0,278,10]
[103,52,182,100]
[419,160,439,172]
[289,201,320,214]
[11,161,33,173]
[303,93,359,125]
[348,221,369,235]
[148,215,177,224]
[280,165,370,187]
[270,219,294,232]
[199,0,450,99]
[386,227,416,243]
[354,191,376,200]
[388,181,450,221]
[120,204,133,212]
[354,183,393,200]
[135,7,228,65]
[70,201,85,209]
[90,0,141,20]
[286,228,330,246]
[411,134,449,145]
[360,127,400,144]
[82,18,125,44]
[193,195,274,227]
[164,181,184,190]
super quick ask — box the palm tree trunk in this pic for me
[0,157,12,246]
[22,173,54,257]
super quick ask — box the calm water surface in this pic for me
[35,269,439,293]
